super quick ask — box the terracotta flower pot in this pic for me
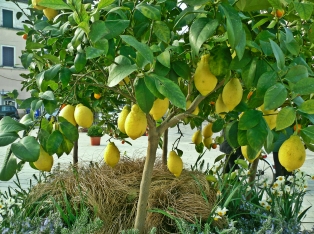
[90,137,101,146]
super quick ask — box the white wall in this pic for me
[0,0,29,29]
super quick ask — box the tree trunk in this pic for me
[73,140,78,164]
[161,128,168,166]
[134,129,159,233]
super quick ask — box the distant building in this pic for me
[0,0,30,107]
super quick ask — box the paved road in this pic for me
[0,123,313,230]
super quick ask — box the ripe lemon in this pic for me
[258,104,278,130]
[119,76,130,86]
[222,78,243,111]
[203,137,212,149]
[192,129,202,145]
[32,0,45,10]
[202,123,213,138]
[194,54,218,96]
[104,142,120,168]
[74,104,93,128]
[167,150,183,177]
[59,104,77,126]
[215,94,229,117]
[34,146,53,172]
[241,146,261,163]
[186,100,199,115]
[94,93,101,99]
[149,98,169,120]
[279,135,305,172]
[118,105,130,134]
[124,104,147,140]
[43,8,58,21]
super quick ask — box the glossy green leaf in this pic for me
[38,0,72,10]
[300,126,314,141]
[269,39,285,70]
[236,0,271,11]
[98,0,115,9]
[104,20,130,39]
[256,71,277,97]
[157,50,170,68]
[0,132,19,146]
[134,77,155,113]
[284,65,308,83]
[40,91,55,101]
[246,144,261,161]
[225,120,239,149]
[144,75,164,99]
[208,45,232,77]
[19,97,38,109]
[247,120,268,151]
[0,150,17,181]
[242,57,257,89]
[264,83,287,110]
[292,78,314,95]
[59,117,79,142]
[11,136,40,162]
[89,21,109,43]
[294,2,313,20]
[276,107,296,131]
[153,21,170,43]
[31,99,43,112]
[86,47,105,59]
[237,129,248,146]
[182,0,208,6]
[26,41,45,50]
[43,100,58,114]
[264,128,274,154]
[0,117,26,133]
[71,28,85,49]
[299,99,314,114]
[235,30,246,60]
[46,130,64,155]
[19,114,34,126]
[120,35,154,64]
[172,61,191,80]
[136,4,161,20]
[42,54,60,64]
[284,28,300,56]
[212,119,224,133]
[62,137,74,155]
[108,64,137,87]
[74,53,87,72]
[59,67,72,87]
[21,53,33,69]
[189,18,219,58]
[238,110,262,130]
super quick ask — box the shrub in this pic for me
[87,125,104,137]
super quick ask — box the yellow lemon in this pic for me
[202,123,213,138]
[215,94,229,117]
[74,105,93,128]
[192,129,202,145]
[59,105,77,126]
[167,150,183,177]
[258,104,278,130]
[118,105,130,134]
[43,8,58,21]
[124,104,147,140]
[279,135,306,172]
[119,77,130,86]
[149,98,169,120]
[194,54,218,96]
[203,137,212,149]
[186,100,199,115]
[34,146,53,172]
[241,146,261,163]
[32,0,46,10]
[104,142,120,168]
[222,78,243,111]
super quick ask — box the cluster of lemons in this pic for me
[34,104,94,172]
[32,0,58,21]
[191,123,214,149]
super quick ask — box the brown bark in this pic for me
[73,140,78,164]
[161,128,168,165]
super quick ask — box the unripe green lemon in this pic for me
[104,142,120,168]
[167,150,183,177]
[124,104,147,140]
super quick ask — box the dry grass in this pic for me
[26,157,225,233]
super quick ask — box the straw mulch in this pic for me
[26,157,226,233]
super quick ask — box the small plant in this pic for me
[87,125,104,137]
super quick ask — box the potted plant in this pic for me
[87,125,104,146]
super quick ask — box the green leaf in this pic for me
[238,110,263,130]
[43,100,58,114]
[19,97,38,109]
[212,119,224,133]
[0,132,19,146]
[74,53,87,72]
[59,117,79,142]
[269,39,285,70]
[144,75,164,99]
[246,144,261,161]
[120,35,154,64]
[40,91,55,101]
[26,41,45,50]
[21,53,33,69]
[157,50,170,68]
[134,77,155,113]
[153,21,170,43]
[237,129,248,146]
[236,0,271,11]
[256,71,277,97]
[89,21,109,43]
[104,20,130,39]
[242,57,257,89]
[108,64,137,87]
[46,130,64,155]
[38,0,72,10]
[284,28,300,56]
[299,99,314,114]
[0,150,17,181]
[11,136,40,162]
[292,78,314,95]
[136,4,161,20]
[62,137,74,155]
[152,74,186,109]
[19,114,34,126]
[0,117,26,133]
[247,120,268,151]
[275,107,296,131]
[235,30,246,60]
[294,2,313,20]
[42,54,61,64]
[264,128,274,154]
[182,0,208,6]
[172,61,191,80]
[45,65,61,80]
[98,0,115,9]
[189,18,219,58]
[71,28,85,49]
[59,67,72,87]
[301,126,314,141]
[264,83,287,110]
[225,120,239,148]
[284,65,308,83]
[86,47,105,59]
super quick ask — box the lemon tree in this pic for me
[1,0,314,232]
